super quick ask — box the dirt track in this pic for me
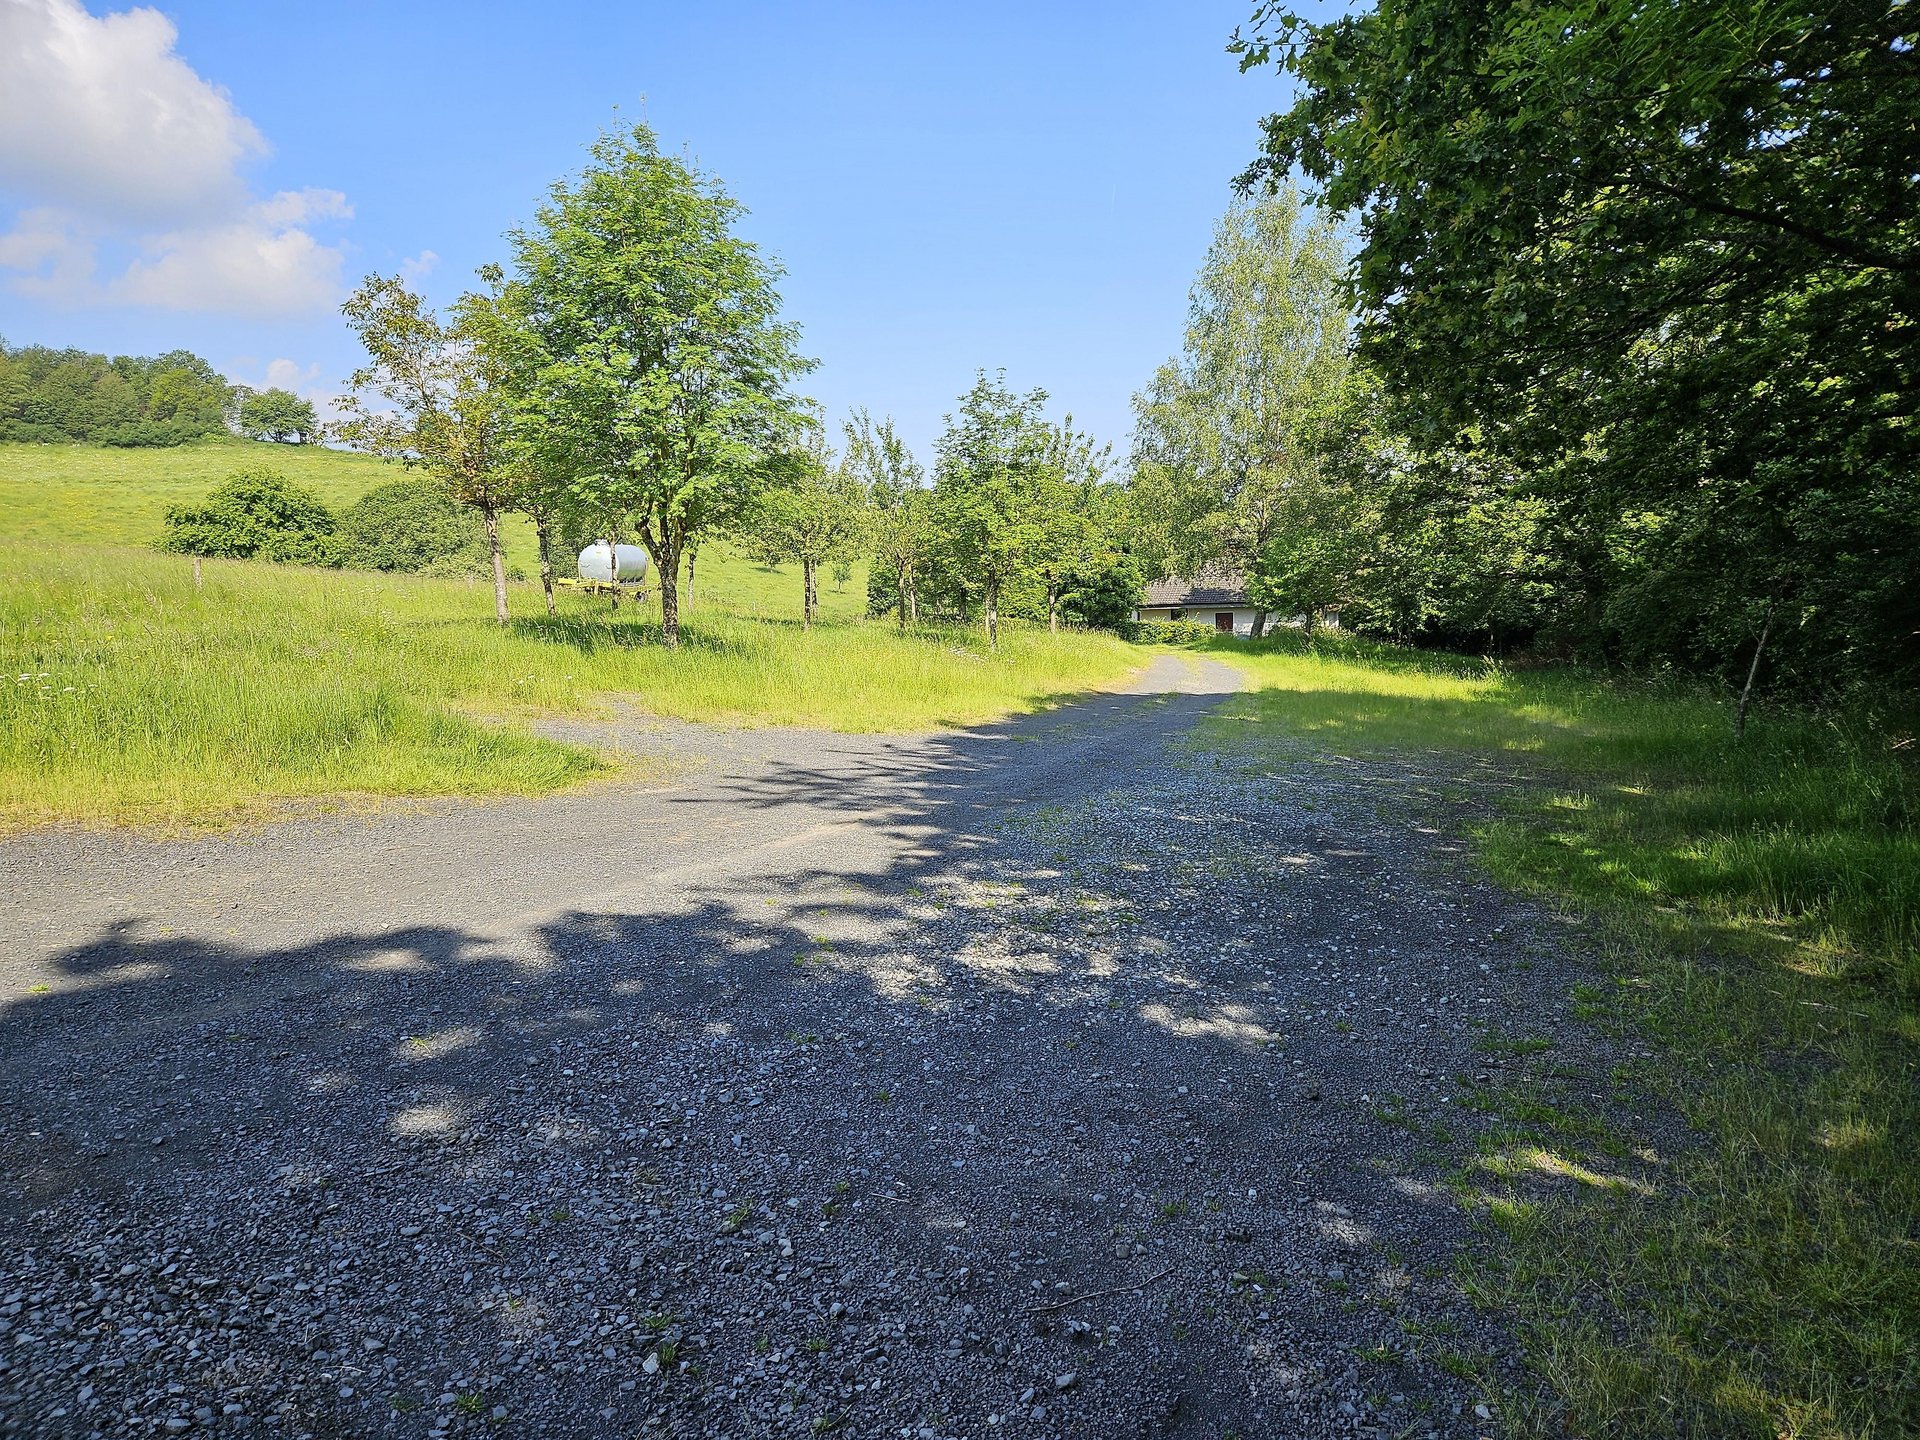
[1,654,1575,1439]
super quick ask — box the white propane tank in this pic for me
[577,543,650,585]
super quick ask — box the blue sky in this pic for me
[0,1,1304,458]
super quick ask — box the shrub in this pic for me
[1063,555,1144,630]
[98,419,200,448]
[336,480,490,575]
[158,468,338,564]
[1124,619,1218,645]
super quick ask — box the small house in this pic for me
[1133,570,1264,636]
[1133,570,1341,636]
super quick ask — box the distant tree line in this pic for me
[0,338,317,447]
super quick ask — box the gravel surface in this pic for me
[1,655,1595,1439]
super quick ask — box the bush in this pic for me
[1123,619,1219,645]
[1063,555,1144,630]
[336,481,490,575]
[0,421,69,444]
[98,419,199,448]
[158,468,338,565]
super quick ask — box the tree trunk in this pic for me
[534,512,557,617]
[1250,609,1269,640]
[483,506,509,624]
[906,572,919,627]
[605,539,620,610]
[1302,607,1317,645]
[985,578,1000,650]
[657,538,684,649]
[803,557,818,629]
[896,562,910,629]
[1048,581,1060,634]
[686,540,699,608]
[1735,599,1776,739]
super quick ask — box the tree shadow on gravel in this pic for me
[0,673,1557,1438]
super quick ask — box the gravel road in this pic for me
[1,654,1587,1439]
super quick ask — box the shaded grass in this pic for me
[1195,630,1918,1440]
[0,547,1136,829]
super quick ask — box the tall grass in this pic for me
[0,547,1136,829]
[1198,631,1918,1439]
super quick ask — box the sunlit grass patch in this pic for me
[0,546,1138,829]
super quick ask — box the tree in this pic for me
[842,409,932,627]
[158,468,337,564]
[237,388,317,444]
[505,124,812,649]
[1129,189,1351,636]
[748,420,864,628]
[1236,0,1920,692]
[338,274,528,624]
[335,480,490,574]
[932,372,1053,650]
[1034,418,1115,633]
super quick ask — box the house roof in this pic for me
[1141,569,1251,608]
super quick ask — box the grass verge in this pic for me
[1,547,1137,830]
[1192,630,1916,1440]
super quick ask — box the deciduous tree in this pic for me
[932,372,1052,650]
[1129,189,1350,636]
[1236,0,1920,691]
[237,388,317,444]
[748,420,864,628]
[505,124,811,649]
[338,274,527,623]
[842,409,932,628]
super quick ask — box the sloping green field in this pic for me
[0,441,1137,828]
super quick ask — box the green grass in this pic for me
[1197,631,1917,1440]
[1,546,1136,829]
[0,437,874,619]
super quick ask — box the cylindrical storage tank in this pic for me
[577,543,651,585]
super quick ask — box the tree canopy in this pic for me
[1129,188,1350,628]
[504,123,813,647]
[338,274,529,623]
[235,388,317,444]
[1236,0,1920,689]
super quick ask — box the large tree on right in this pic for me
[1239,0,1919,690]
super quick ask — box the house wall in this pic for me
[1131,605,1264,636]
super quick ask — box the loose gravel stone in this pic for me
[0,656,1606,1437]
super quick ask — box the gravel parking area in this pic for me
[1,655,1593,1439]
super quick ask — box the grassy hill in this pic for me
[0,440,1138,829]
[0,439,870,620]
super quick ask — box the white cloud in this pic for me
[115,213,348,315]
[0,0,265,225]
[253,188,352,228]
[0,1,351,316]
[400,249,440,283]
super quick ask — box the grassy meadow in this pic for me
[1198,633,1917,1440]
[0,442,1137,829]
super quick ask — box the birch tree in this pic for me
[1130,188,1349,635]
